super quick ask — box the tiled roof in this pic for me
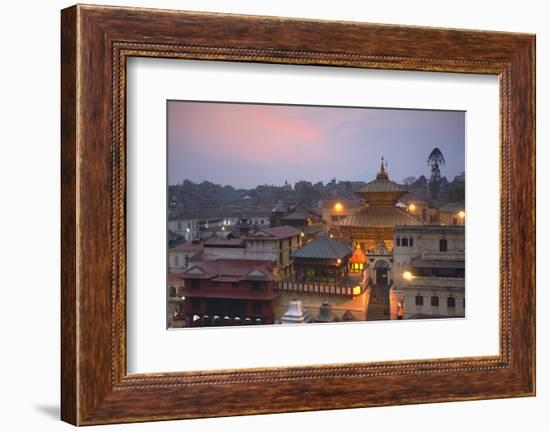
[291,236,352,260]
[249,225,302,239]
[337,206,421,228]
[355,178,407,194]
[169,241,204,252]
[282,211,309,220]
[302,224,326,235]
[182,259,274,282]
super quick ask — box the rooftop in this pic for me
[281,211,309,221]
[337,206,421,228]
[355,178,408,194]
[204,238,245,247]
[354,157,408,199]
[248,225,302,240]
[291,236,352,260]
[182,259,274,282]
[169,241,205,252]
[393,225,465,234]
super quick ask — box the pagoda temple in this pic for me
[337,157,421,253]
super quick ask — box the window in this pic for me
[288,238,291,247]
[279,252,283,264]
[453,217,458,226]
[415,295,424,306]
[447,296,456,308]
[439,239,448,252]
[396,237,401,246]
[422,208,427,221]
[430,296,439,307]
[252,281,262,291]
[232,282,239,289]
[191,279,200,289]
[169,286,177,297]
[174,254,180,267]
[409,237,414,247]
[402,237,409,247]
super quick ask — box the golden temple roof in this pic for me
[336,205,421,228]
[355,178,408,194]
[355,157,408,202]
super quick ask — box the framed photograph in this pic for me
[61,4,535,425]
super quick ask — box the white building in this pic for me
[168,216,201,241]
[168,211,271,242]
[390,225,465,319]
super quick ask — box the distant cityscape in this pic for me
[167,150,466,328]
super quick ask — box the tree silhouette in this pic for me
[427,148,446,200]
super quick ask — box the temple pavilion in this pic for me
[337,157,421,253]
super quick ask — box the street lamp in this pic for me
[403,270,413,281]
[334,202,344,212]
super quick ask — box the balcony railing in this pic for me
[403,276,464,289]
[422,251,465,261]
[275,281,364,297]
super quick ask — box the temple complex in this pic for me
[337,158,421,253]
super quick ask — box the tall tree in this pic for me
[427,147,446,200]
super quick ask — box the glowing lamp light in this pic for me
[300,232,305,237]
[408,204,416,211]
[403,271,413,281]
[336,258,342,265]
[334,202,344,212]
[353,285,361,296]
[458,210,466,219]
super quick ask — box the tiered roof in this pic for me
[337,157,421,228]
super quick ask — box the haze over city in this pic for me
[168,101,465,188]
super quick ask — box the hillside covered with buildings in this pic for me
[167,154,466,328]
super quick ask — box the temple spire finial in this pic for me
[377,156,389,180]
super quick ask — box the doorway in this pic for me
[375,260,389,287]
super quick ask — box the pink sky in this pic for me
[168,101,464,189]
